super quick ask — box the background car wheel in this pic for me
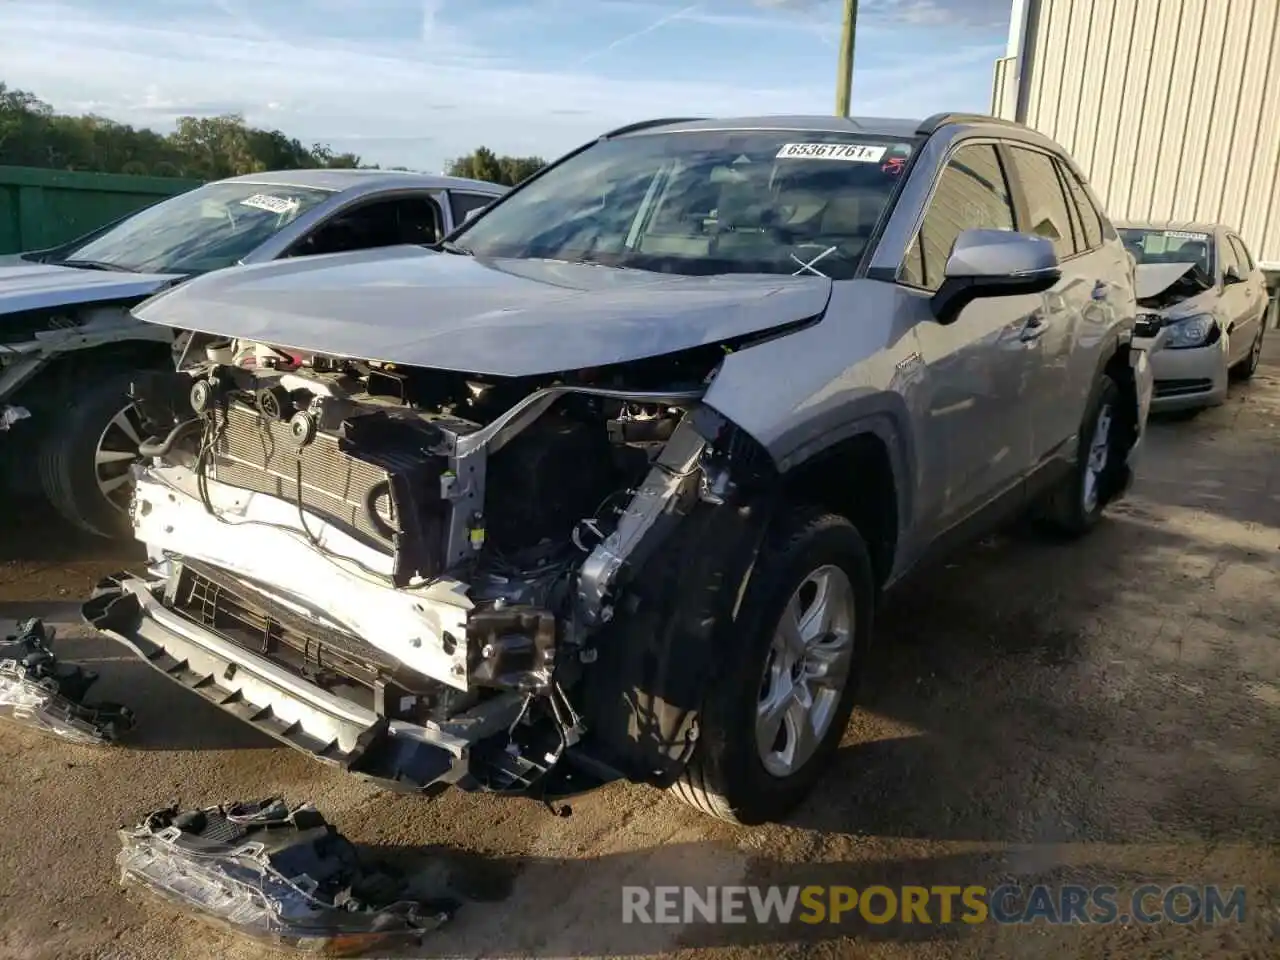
[38,369,144,539]
[670,507,874,825]
[1037,373,1125,538]
[1229,324,1265,382]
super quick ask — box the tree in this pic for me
[446,147,546,187]
[0,81,365,178]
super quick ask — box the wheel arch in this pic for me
[777,424,904,590]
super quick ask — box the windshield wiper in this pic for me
[59,258,134,273]
[436,240,473,256]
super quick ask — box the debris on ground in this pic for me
[116,798,459,956]
[0,618,134,745]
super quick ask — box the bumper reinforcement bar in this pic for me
[83,574,520,793]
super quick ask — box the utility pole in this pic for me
[835,0,858,116]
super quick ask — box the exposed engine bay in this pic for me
[87,331,767,796]
[1135,262,1214,310]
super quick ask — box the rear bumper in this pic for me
[83,575,522,793]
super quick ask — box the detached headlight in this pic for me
[1163,314,1217,349]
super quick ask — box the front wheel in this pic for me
[1229,323,1265,382]
[38,369,146,539]
[670,507,874,825]
[1036,374,1127,538]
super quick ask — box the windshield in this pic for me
[1119,228,1215,278]
[452,131,917,280]
[60,181,334,274]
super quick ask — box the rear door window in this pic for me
[1057,162,1104,250]
[899,142,1016,291]
[1006,147,1078,261]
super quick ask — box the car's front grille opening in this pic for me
[1155,378,1214,398]
[167,561,396,708]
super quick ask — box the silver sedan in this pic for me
[1120,220,1270,414]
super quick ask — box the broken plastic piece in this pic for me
[0,405,31,431]
[117,798,458,955]
[0,618,134,745]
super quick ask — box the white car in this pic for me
[1119,221,1269,414]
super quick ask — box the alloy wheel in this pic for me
[94,403,145,513]
[1082,401,1112,514]
[756,564,856,778]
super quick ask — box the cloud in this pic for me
[750,0,1010,28]
[575,3,702,65]
[0,0,1005,171]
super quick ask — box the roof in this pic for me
[216,168,506,194]
[1115,219,1233,237]
[609,115,926,139]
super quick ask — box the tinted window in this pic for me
[1007,147,1077,260]
[1058,161,1104,250]
[297,197,441,256]
[449,191,497,227]
[900,142,1015,290]
[451,131,918,280]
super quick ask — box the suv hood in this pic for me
[132,245,833,377]
[0,261,185,316]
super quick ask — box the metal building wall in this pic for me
[996,0,1280,271]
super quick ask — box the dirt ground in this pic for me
[1,346,1278,960]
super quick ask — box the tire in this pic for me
[1037,373,1125,538]
[670,507,874,825]
[1229,323,1265,382]
[37,369,145,539]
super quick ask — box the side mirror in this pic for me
[1224,265,1245,284]
[931,229,1062,325]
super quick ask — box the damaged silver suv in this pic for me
[85,114,1153,825]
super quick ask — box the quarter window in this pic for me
[1007,147,1077,260]
[900,143,1016,291]
[449,191,498,227]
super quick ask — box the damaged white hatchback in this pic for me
[85,113,1152,826]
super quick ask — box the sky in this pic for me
[0,0,1014,172]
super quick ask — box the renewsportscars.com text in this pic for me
[621,884,1247,926]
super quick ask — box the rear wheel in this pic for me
[38,369,145,539]
[670,507,874,825]
[1229,323,1265,382]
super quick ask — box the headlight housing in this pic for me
[1163,313,1217,349]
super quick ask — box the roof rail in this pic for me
[601,117,707,139]
[915,112,1025,136]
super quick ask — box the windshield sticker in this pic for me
[240,194,301,215]
[776,142,887,163]
[1163,230,1210,241]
